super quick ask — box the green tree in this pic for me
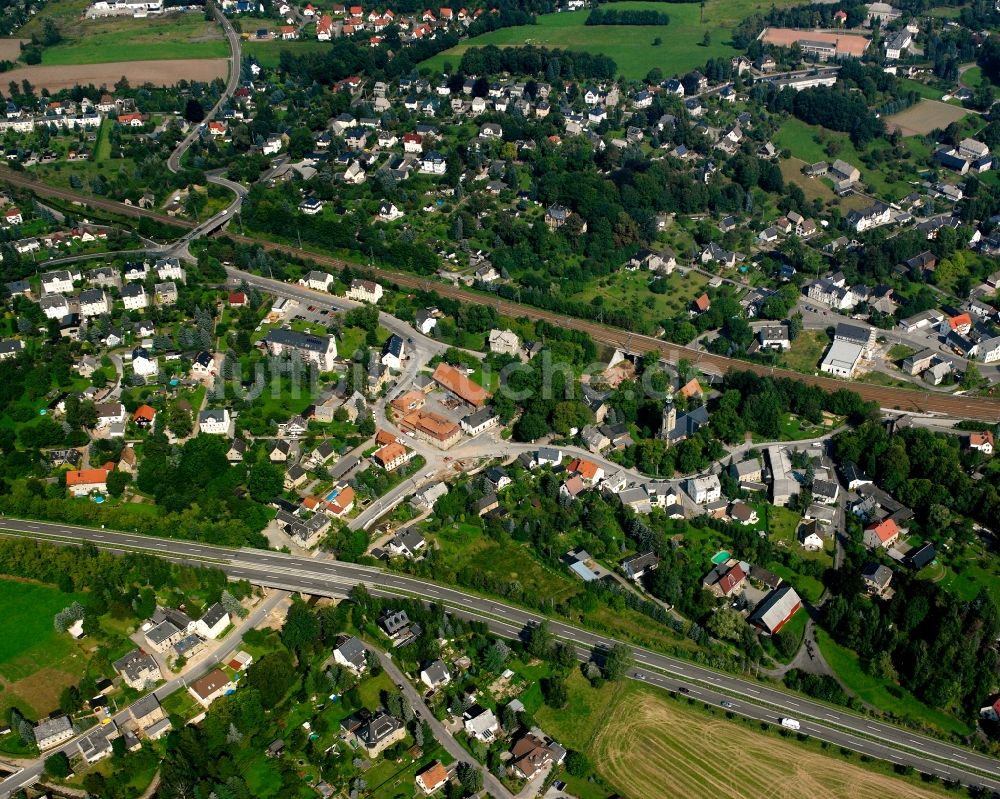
[44,752,71,779]
[602,643,633,681]
[541,675,568,708]
[248,459,283,502]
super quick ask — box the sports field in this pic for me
[589,685,956,799]
[0,578,87,719]
[886,99,970,137]
[422,0,782,79]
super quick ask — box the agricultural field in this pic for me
[422,1,762,80]
[543,674,956,799]
[885,99,970,137]
[0,59,228,92]
[0,578,87,721]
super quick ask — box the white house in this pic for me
[121,283,148,310]
[346,278,383,304]
[131,347,158,378]
[198,408,231,435]
[687,474,722,504]
[41,269,77,294]
[302,270,335,291]
[79,288,110,318]
[195,603,230,639]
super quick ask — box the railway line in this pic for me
[6,168,1000,421]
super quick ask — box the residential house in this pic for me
[198,409,231,435]
[188,669,235,708]
[864,518,900,550]
[420,660,451,690]
[463,706,499,742]
[346,278,384,304]
[687,474,721,504]
[333,635,368,673]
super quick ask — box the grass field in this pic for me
[774,118,931,200]
[421,1,751,80]
[40,14,228,65]
[780,329,829,374]
[543,674,956,799]
[244,39,331,68]
[572,268,710,327]
[815,629,972,738]
[0,578,87,719]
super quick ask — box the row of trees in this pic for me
[458,44,617,81]
[586,8,669,25]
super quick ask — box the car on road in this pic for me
[678,687,689,693]
[633,671,644,679]
[720,700,734,708]
[308,306,315,311]
[396,684,404,690]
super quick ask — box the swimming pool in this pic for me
[711,550,731,565]
[325,487,341,502]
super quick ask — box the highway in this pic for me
[2,518,998,793]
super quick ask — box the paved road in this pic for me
[2,520,998,793]
[374,650,512,799]
[166,6,241,174]
[0,588,289,799]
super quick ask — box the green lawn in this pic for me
[899,77,945,101]
[814,628,972,738]
[244,39,332,68]
[779,329,829,374]
[40,14,228,64]
[774,118,926,201]
[94,118,112,162]
[0,578,88,722]
[421,2,744,80]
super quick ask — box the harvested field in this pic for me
[0,38,27,61]
[886,99,969,136]
[591,687,952,799]
[0,58,228,92]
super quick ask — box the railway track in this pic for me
[6,169,1000,420]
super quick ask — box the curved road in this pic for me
[166,5,242,174]
[1,519,998,795]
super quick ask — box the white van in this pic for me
[780,718,801,731]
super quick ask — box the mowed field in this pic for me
[40,13,227,64]
[0,59,228,92]
[421,0,801,79]
[0,578,88,719]
[886,99,970,137]
[589,685,955,799]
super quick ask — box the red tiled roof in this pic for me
[866,518,899,543]
[133,404,156,422]
[432,362,488,407]
[66,468,108,487]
